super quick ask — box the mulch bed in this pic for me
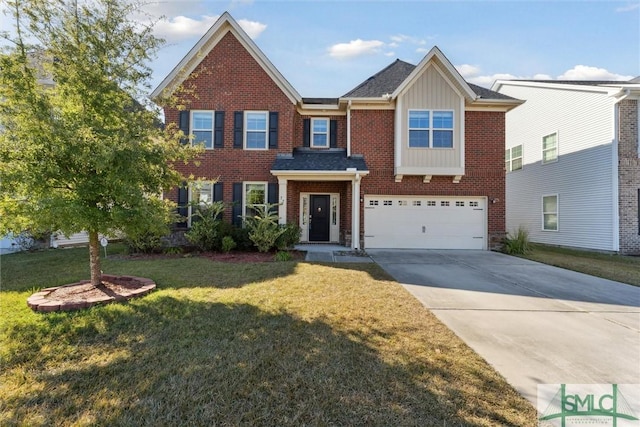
[27,274,156,313]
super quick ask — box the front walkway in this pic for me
[295,244,373,263]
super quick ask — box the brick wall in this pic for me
[618,99,640,254]
[164,31,297,224]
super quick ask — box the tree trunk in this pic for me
[88,231,102,287]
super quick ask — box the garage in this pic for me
[363,196,486,249]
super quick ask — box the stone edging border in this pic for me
[27,274,156,312]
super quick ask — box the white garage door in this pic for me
[364,196,486,249]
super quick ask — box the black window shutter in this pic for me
[179,111,190,145]
[233,112,244,148]
[303,118,310,147]
[213,182,224,202]
[176,183,189,228]
[268,112,278,149]
[330,120,338,148]
[214,111,224,148]
[268,183,279,216]
[232,182,243,227]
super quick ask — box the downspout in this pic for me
[611,89,630,252]
[347,100,352,157]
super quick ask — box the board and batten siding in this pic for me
[399,64,462,169]
[500,84,616,251]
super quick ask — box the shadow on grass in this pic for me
[1,295,527,426]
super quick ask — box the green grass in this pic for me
[516,243,640,287]
[1,246,536,426]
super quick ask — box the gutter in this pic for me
[347,100,352,157]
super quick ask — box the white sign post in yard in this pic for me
[100,237,108,258]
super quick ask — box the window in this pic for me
[192,111,214,149]
[245,112,268,150]
[244,182,267,218]
[413,200,422,206]
[505,145,523,171]
[311,118,329,148]
[188,181,214,224]
[441,201,450,207]
[542,132,558,164]
[456,201,465,207]
[383,200,393,206]
[408,110,454,148]
[542,195,558,231]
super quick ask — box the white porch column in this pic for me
[351,173,361,250]
[278,177,288,225]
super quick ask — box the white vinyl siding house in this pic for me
[494,80,639,253]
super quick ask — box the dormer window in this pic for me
[311,118,329,148]
[408,109,454,148]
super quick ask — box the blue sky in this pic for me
[3,1,639,97]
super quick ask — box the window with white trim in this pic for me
[192,111,214,149]
[542,194,558,231]
[542,132,558,164]
[188,181,214,224]
[245,112,268,150]
[311,118,329,148]
[244,182,267,218]
[505,145,523,172]
[408,110,454,148]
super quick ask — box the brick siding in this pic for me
[618,99,640,254]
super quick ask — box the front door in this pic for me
[309,195,330,241]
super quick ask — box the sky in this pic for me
[3,0,640,97]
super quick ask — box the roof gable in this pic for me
[151,12,301,104]
[392,46,477,101]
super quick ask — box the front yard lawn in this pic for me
[518,244,640,287]
[1,246,535,426]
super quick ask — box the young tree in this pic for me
[0,0,195,287]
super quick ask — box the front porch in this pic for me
[271,148,369,250]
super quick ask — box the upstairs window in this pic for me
[542,132,558,164]
[311,118,329,148]
[408,110,453,148]
[245,112,268,150]
[192,111,214,149]
[505,145,523,172]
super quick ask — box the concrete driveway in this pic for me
[368,249,640,405]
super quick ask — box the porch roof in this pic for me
[271,148,368,172]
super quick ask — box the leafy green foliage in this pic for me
[184,202,225,252]
[274,250,292,262]
[503,226,531,255]
[0,0,196,284]
[275,222,301,250]
[243,204,285,253]
[221,236,236,253]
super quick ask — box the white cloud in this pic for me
[616,3,640,12]
[237,19,267,39]
[154,15,266,43]
[556,65,633,81]
[456,64,481,78]
[456,63,633,88]
[328,39,385,59]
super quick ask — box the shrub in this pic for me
[504,226,531,255]
[221,236,236,253]
[185,202,225,252]
[244,204,284,253]
[230,226,253,251]
[276,222,301,250]
[274,250,292,262]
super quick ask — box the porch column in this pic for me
[351,173,361,250]
[278,177,288,225]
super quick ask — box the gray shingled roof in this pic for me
[342,59,513,100]
[271,148,368,171]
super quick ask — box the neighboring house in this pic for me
[492,79,640,254]
[152,12,521,250]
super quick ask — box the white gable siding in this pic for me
[500,84,616,251]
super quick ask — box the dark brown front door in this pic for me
[309,195,330,241]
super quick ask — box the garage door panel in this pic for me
[364,196,486,250]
